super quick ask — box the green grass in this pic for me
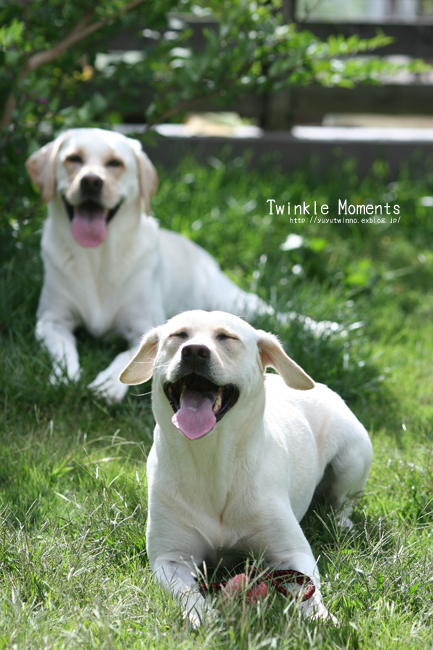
[1,153,432,649]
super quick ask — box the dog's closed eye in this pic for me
[169,331,189,340]
[215,331,239,342]
[66,154,83,164]
[106,159,123,168]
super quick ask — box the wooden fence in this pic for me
[109,11,433,128]
[110,4,433,173]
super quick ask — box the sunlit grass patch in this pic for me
[1,156,432,648]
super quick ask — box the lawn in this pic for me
[1,152,432,649]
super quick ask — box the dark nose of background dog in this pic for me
[181,344,210,369]
[80,174,103,196]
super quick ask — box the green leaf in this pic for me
[308,238,328,253]
[0,19,24,48]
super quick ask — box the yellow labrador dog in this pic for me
[120,310,373,627]
[26,128,275,402]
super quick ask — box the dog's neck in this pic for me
[44,194,154,277]
[153,389,267,515]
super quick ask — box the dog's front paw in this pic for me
[49,363,81,386]
[299,592,339,626]
[184,603,219,629]
[180,591,219,628]
[89,371,129,403]
[307,602,339,626]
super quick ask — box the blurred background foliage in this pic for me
[1,0,432,346]
[1,0,428,221]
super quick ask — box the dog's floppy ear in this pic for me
[257,330,315,390]
[129,138,158,215]
[119,328,159,385]
[25,132,68,203]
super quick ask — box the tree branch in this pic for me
[147,58,257,127]
[27,0,148,72]
[1,0,149,129]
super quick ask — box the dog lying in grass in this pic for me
[120,310,373,626]
[26,128,338,403]
[26,128,269,402]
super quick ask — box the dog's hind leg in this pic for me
[316,421,373,529]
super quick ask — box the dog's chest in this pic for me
[79,294,119,337]
[66,267,124,336]
[41,214,157,337]
[42,240,129,337]
[153,463,267,551]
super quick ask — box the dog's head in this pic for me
[120,310,314,441]
[25,128,158,248]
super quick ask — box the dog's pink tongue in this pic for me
[71,204,108,247]
[172,390,217,440]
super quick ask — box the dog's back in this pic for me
[263,373,372,520]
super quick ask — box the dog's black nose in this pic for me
[181,344,210,361]
[80,174,103,193]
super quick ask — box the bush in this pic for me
[1,0,428,226]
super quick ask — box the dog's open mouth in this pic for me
[164,374,239,441]
[63,197,122,248]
